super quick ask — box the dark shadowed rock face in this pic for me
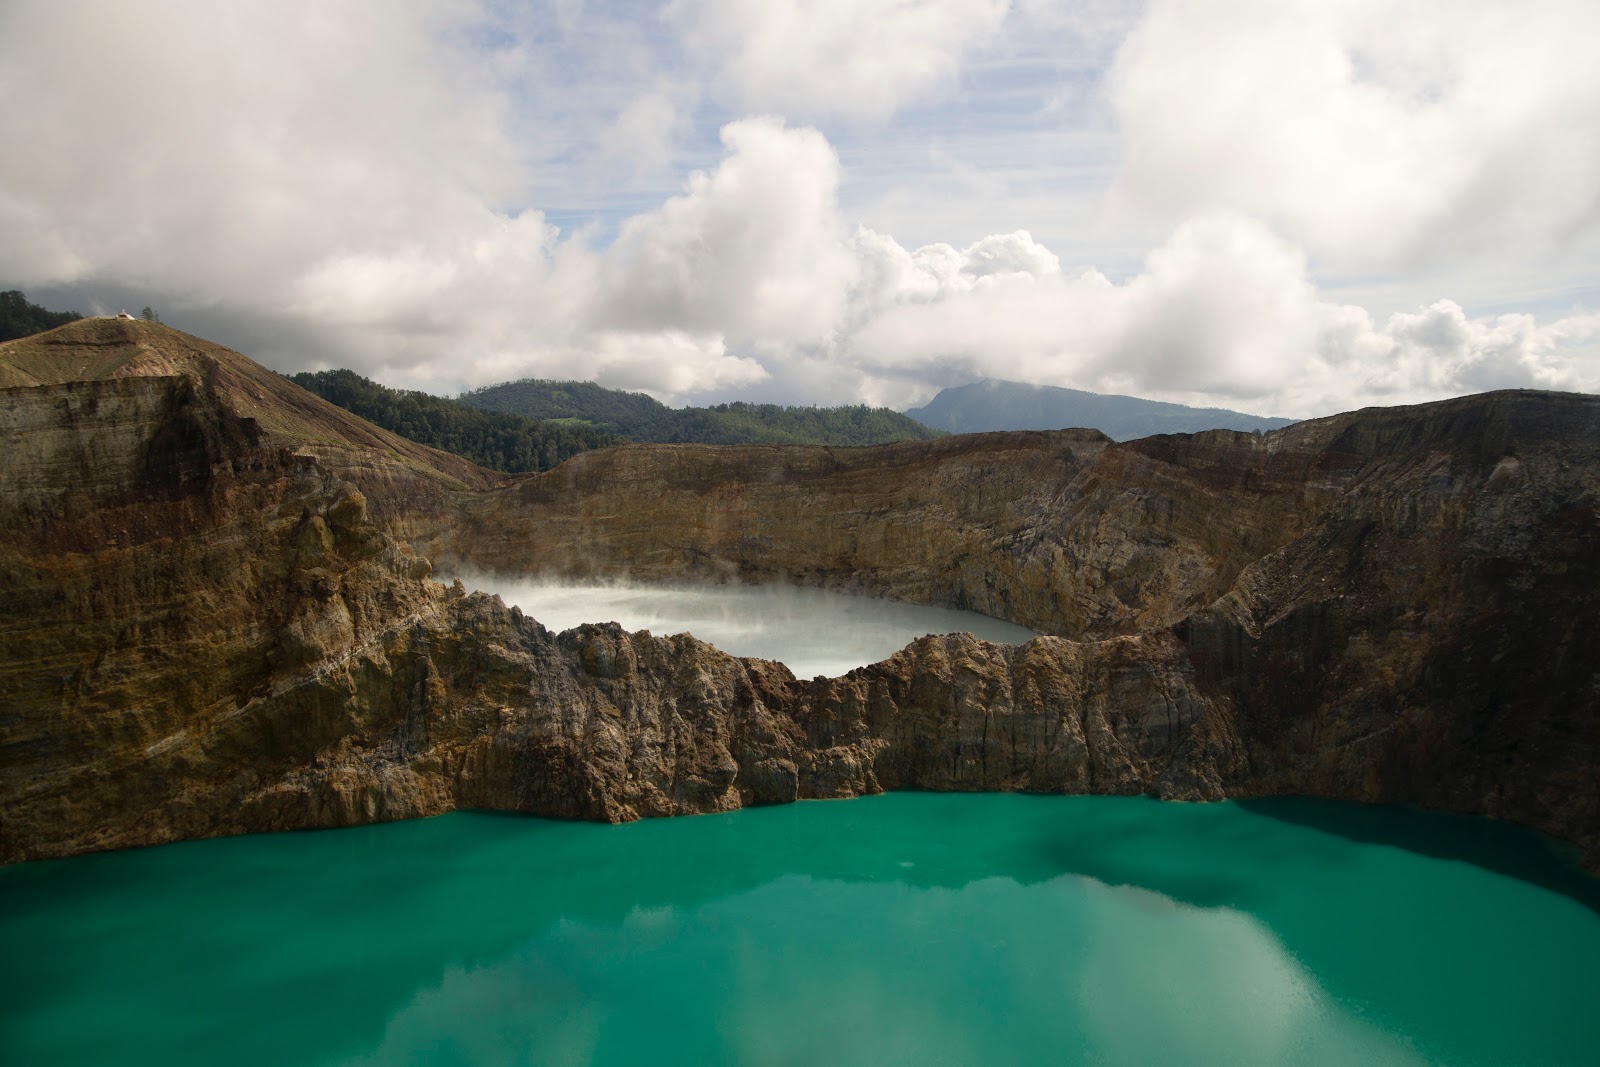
[1,320,1597,872]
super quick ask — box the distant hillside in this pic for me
[905,379,1297,440]
[460,378,942,446]
[288,369,618,474]
[1,290,82,342]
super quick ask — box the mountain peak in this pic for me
[905,378,1296,440]
[0,316,499,493]
[0,316,198,388]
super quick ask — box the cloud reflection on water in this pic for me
[349,870,1425,1067]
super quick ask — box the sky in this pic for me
[3,0,1598,418]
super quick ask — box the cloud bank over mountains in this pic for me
[1111,0,1600,268]
[2,0,1596,418]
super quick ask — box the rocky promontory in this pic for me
[2,318,1596,872]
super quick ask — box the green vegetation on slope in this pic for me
[460,378,943,446]
[1,291,83,342]
[287,369,619,473]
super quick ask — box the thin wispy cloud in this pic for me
[2,0,1596,417]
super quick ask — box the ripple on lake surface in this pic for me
[4,794,1598,1066]
[460,577,1039,677]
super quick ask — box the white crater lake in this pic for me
[459,576,1038,678]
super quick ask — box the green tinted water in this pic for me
[3,794,1597,1065]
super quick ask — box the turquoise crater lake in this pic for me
[3,794,1598,1065]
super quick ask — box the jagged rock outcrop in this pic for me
[1,319,1596,873]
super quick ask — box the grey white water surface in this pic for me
[457,576,1037,677]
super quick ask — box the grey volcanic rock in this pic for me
[1,320,1597,875]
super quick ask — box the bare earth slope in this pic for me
[1,320,1596,871]
[0,317,499,516]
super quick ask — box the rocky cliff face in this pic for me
[441,425,1354,639]
[1184,394,1600,863]
[1,320,1596,873]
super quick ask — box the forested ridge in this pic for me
[460,377,941,446]
[286,369,619,473]
[1,291,82,342]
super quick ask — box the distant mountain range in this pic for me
[459,378,940,447]
[904,379,1297,440]
[293,368,1292,471]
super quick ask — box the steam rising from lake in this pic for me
[458,576,1037,678]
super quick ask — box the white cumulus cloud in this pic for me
[1108,0,1600,268]
[2,0,1595,419]
[594,117,856,343]
[821,214,1600,415]
[0,0,523,299]
[668,0,1011,122]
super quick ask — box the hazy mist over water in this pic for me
[455,576,1037,677]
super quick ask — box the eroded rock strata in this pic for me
[1,319,1596,871]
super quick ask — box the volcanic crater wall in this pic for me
[1,324,1597,873]
[434,427,1357,640]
